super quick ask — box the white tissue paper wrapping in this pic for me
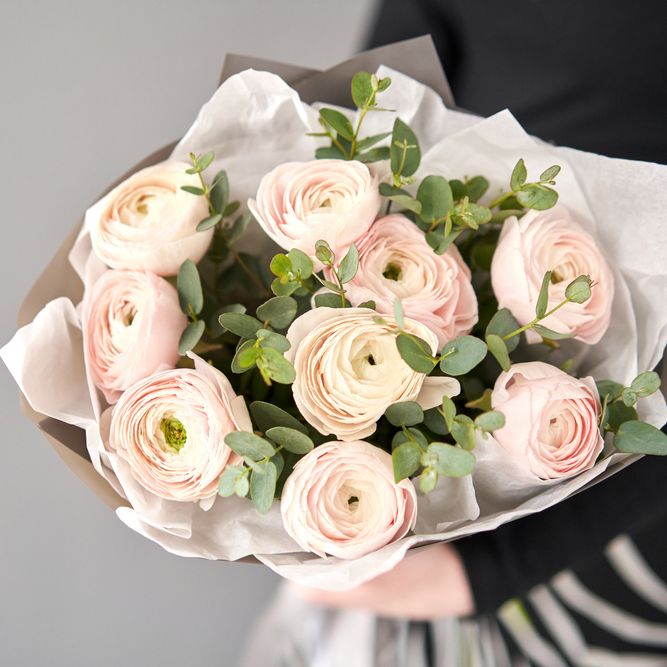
[2,66,667,590]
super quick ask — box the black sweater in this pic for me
[368,0,667,615]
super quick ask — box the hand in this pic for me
[295,543,475,620]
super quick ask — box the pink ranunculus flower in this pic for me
[331,214,478,346]
[285,308,460,441]
[490,206,614,344]
[84,269,187,404]
[109,354,248,504]
[87,161,212,276]
[280,440,418,559]
[247,159,381,267]
[491,361,604,480]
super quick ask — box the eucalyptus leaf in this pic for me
[441,395,456,431]
[319,108,354,141]
[257,348,296,384]
[614,420,667,455]
[392,427,429,449]
[210,170,229,213]
[356,132,391,151]
[621,388,637,407]
[540,165,561,182]
[197,151,214,171]
[177,320,205,355]
[288,248,313,279]
[181,185,204,196]
[231,340,257,373]
[270,253,292,278]
[510,159,527,191]
[486,334,511,371]
[337,243,359,283]
[315,239,335,265]
[225,431,275,460]
[486,309,521,352]
[392,441,422,482]
[604,402,638,431]
[516,184,558,210]
[250,461,277,513]
[417,175,453,222]
[428,443,476,477]
[256,329,291,353]
[385,401,424,427]
[177,259,203,315]
[196,213,223,232]
[315,145,345,160]
[474,410,506,432]
[390,118,421,178]
[226,212,252,243]
[597,380,625,402]
[250,401,308,435]
[265,427,314,455]
[535,270,552,318]
[396,332,437,374]
[218,465,246,497]
[631,371,661,397]
[451,415,476,450]
[351,71,374,108]
[423,407,449,435]
[439,335,488,376]
[465,176,489,203]
[314,293,349,308]
[219,312,263,338]
[533,324,574,340]
[223,200,241,217]
[357,147,391,163]
[256,296,298,329]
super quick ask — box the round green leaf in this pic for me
[234,474,250,498]
[257,348,296,384]
[225,432,275,460]
[219,312,263,338]
[385,401,424,427]
[392,441,422,482]
[231,339,257,373]
[196,213,223,232]
[630,371,661,398]
[417,175,453,222]
[603,401,638,431]
[565,275,593,304]
[597,380,625,402]
[351,71,373,108]
[287,248,313,279]
[439,335,488,376]
[450,415,476,450]
[265,427,314,455]
[614,420,667,455]
[256,296,298,329]
[337,243,359,283]
[319,108,354,141]
[485,308,520,352]
[419,467,438,493]
[474,410,506,432]
[516,183,558,210]
[218,465,245,497]
[256,329,291,353]
[210,170,229,213]
[510,158,527,191]
[390,118,421,178]
[314,292,348,308]
[428,443,476,477]
[391,427,429,449]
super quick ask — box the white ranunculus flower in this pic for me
[87,161,212,276]
[281,440,418,559]
[247,159,381,267]
[285,308,460,441]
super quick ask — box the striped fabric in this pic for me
[242,520,667,666]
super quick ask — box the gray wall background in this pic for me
[0,2,378,665]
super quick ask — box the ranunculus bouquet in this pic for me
[4,39,667,590]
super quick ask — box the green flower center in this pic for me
[160,417,187,452]
[383,262,402,281]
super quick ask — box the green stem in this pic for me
[487,191,514,209]
[350,106,369,157]
[502,298,571,341]
[332,268,347,307]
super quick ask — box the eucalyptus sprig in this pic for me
[488,159,561,212]
[311,240,359,308]
[176,259,206,354]
[485,273,595,370]
[181,151,267,296]
[388,395,505,492]
[312,72,392,162]
[219,295,298,385]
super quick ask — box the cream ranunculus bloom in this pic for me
[285,308,460,441]
[87,161,213,276]
[490,206,614,344]
[491,361,604,480]
[84,269,187,404]
[280,440,418,559]
[109,354,249,504]
[247,159,381,267]
[332,214,478,347]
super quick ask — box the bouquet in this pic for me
[3,37,667,591]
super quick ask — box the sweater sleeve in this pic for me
[456,453,667,614]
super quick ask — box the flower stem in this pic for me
[502,298,571,341]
